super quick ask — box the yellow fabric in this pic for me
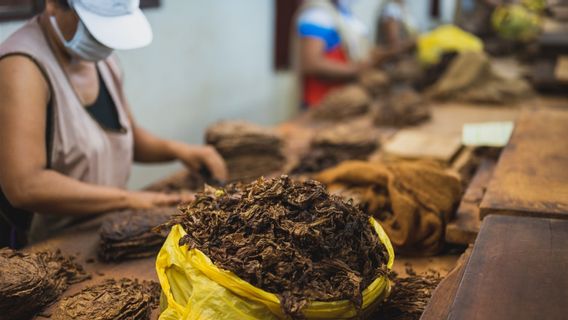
[417,25,483,65]
[156,220,394,320]
[316,161,462,256]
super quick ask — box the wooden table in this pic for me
[27,99,566,319]
[447,215,568,320]
[480,108,568,219]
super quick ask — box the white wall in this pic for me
[116,0,298,188]
[0,0,456,189]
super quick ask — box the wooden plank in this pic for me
[480,108,568,220]
[446,159,496,245]
[420,247,472,320]
[447,215,568,320]
[555,55,568,82]
[384,131,463,164]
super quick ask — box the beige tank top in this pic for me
[0,18,133,243]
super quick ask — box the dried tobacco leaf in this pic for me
[372,266,442,320]
[173,176,390,318]
[373,88,431,127]
[206,121,286,181]
[145,169,217,193]
[52,279,160,320]
[98,207,177,262]
[359,70,391,97]
[291,124,379,175]
[311,85,372,121]
[0,248,90,320]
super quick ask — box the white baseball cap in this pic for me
[70,0,153,50]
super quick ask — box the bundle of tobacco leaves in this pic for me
[372,266,442,320]
[291,124,379,175]
[98,207,177,262]
[373,88,431,127]
[52,279,160,320]
[206,121,286,181]
[173,176,390,318]
[311,85,372,121]
[0,248,90,319]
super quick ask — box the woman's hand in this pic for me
[126,191,195,209]
[169,142,228,182]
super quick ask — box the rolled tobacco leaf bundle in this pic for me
[0,248,90,320]
[52,278,160,320]
[172,175,390,318]
[206,121,286,182]
[98,207,177,262]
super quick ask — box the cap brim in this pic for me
[74,2,153,50]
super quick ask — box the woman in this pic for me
[0,0,227,248]
[296,0,411,108]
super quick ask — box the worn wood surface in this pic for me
[480,108,568,219]
[420,247,472,320]
[447,215,568,320]
[446,159,496,245]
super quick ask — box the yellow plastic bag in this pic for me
[492,4,542,42]
[418,25,483,66]
[156,219,394,320]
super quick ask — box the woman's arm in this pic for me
[0,56,181,216]
[300,37,367,81]
[117,84,228,181]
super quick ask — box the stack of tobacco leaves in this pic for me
[205,121,286,181]
[172,176,390,318]
[291,124,379,175]
[372,266,442,320]
[52,279,160,320]
[373,88,431,127]
[0,248,90,319]
[98,207,177,262]
[311,85,372,121]
[359,70,390,97]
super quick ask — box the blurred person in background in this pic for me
[0,0,227,248]
[296,0,414,108]
[376,0,417,50]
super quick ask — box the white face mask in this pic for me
[50,16,113,62]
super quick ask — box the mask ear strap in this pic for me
[49,15,69,45]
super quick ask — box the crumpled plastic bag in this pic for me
[156,221,394,320]
[418,25,483,65]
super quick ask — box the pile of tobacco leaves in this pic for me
[98,207,177,262]
[52,278,160,320]
[372,266,442,320]
[172,175,390,318]
[0,248,90,319]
